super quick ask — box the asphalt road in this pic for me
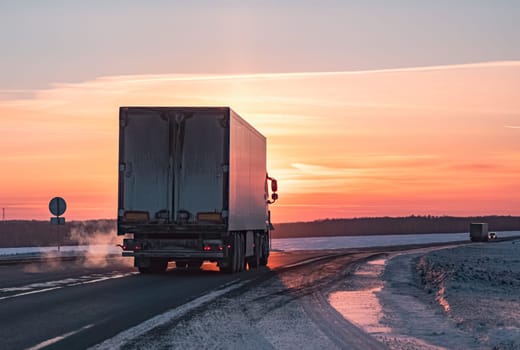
[1,242,477,350]
[0,251,334,350]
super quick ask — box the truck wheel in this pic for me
[247,235,260,269]
[187,260,202,270]
[138,266,152,274]
[234,233,246,272]
[136,258,152,274]
[175,260,189,269]
[220,234,238,273]
[151,258,168,273]
[259,255,269,266]
[138,258,168,274]
[259,235,269,266]
[234,233,241,272]
[238,233,246,272]
[247,254,260,269]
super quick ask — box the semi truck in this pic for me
[469,223,488,242]
[117,107,278,273]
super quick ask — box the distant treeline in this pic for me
[274,215,520,238]
[0,220,115,248]
[1,216,519,247]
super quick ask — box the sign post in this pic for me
[49,197,66,252]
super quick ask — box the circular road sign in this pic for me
[49,197,67,216]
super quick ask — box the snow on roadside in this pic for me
[111,270,341,350]
[414,240,520,349]
[330,240,520,350]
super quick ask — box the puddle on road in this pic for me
[328,258,391,334]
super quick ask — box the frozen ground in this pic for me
[331,239,520,349]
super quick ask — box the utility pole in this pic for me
[2,208,4,221]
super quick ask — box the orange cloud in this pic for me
[1,61,519,222]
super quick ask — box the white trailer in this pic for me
[117,107,278,273]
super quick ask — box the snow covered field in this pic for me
[273,231,520,251]
[332,239,520,349]
[2,230,520,257]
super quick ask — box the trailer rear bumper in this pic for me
[123,250,225,259]
[118,223,227,236]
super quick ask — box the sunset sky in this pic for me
[1,1,519,222]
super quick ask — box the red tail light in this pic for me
[203,242,223,251]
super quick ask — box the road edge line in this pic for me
[88,280,245,350]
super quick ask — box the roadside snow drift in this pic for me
[333,240,520,350]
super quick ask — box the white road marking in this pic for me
[0,287,62,301]
[68,273,138,287]
[90,280,246,350]
[0,272,137,301]
[25,323,95,350]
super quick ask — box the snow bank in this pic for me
[335,240,520,349]
[415,241,520,349]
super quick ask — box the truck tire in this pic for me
[235,233,241,272]
[221,234,239,273]
[259,255,268,266]
[175,260,188,269]
[247,234,260,269]
[138,258,168,274]
[238,233,246,272]
[138,266,151,274]
[259,234,269,266]
[152,258,168,273]
[187,260,202,269]
[247,254,259,269]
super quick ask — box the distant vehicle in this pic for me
[470,223,489,242]
[117,107,278,274]
[488,232,497,240]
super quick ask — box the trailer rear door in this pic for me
[176,112,227,222]
[119,108,228,225]
[119,110,171,220]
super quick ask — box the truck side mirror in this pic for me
[271,193,278,201]
[271,179,278,192]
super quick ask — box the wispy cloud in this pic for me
[1,61,520,221]
[60,60,520,85]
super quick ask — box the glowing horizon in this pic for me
[1,61,519,222]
